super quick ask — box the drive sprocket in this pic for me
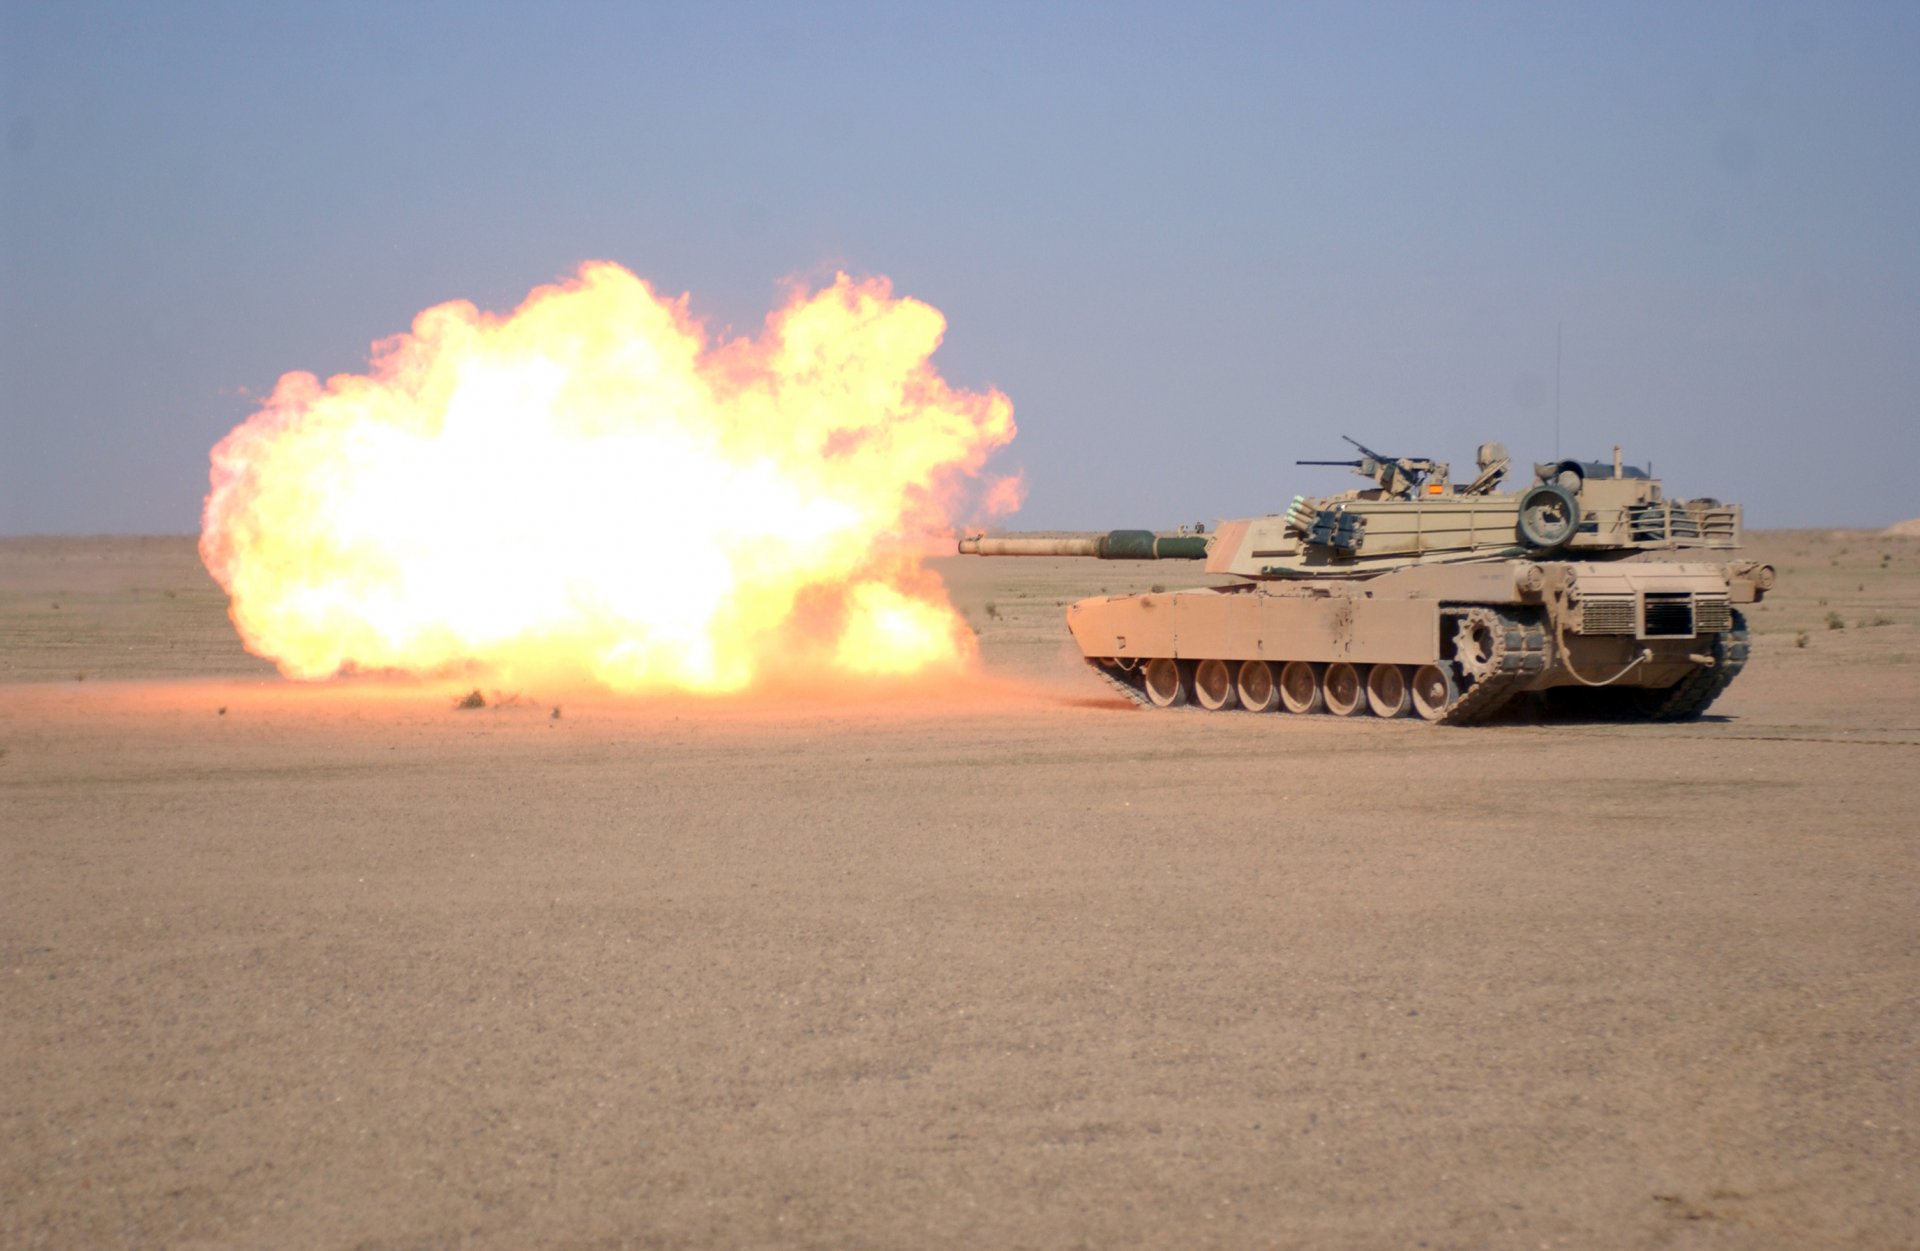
[1452,608,1506,684]
[1441,607,1549,724]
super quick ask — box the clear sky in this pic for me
[3,0,1917,533]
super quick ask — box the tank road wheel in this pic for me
[1193,659,1239,711]
[1365,663,1412,718]
[1278,661,1324,714]
[1410,663,1458,721]
[1323,662,1366,716]
[1142,658,1193,708]
[1236,660,1281,713]
[1516,483,1581,551]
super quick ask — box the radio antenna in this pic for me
[1554,321,1563,460]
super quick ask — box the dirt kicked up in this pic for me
[3,534,1918,1249]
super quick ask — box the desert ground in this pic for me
[3,531,1917,1250]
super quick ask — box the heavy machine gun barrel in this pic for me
[958,530,1209,560]
[1297,435,1438,497]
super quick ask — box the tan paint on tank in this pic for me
[1071,588,1439,665]
[1203,519,1252,576]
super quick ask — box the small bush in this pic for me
[455,689,486,709]
[1150,584,1166,594]
[984,601,1001,620]
[1867,614,1894,627]
[1826,612,1845,631]
[1794,631,1809,649]
[550,706,562,720]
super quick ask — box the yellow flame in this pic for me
[200,263,1015,692]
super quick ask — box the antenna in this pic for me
[1554,321,1563,460]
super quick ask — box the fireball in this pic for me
[200,263,1017,692]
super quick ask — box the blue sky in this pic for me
[3,0,1917,532]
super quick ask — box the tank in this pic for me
[959,437,1774,724]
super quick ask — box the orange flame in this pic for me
[976,472,1028,521]
[200,263,1016,693]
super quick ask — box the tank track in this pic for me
[1083,659,1157,709]
[1438,609,1550,725]
[1636,609,1750,721]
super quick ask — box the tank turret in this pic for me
[959,438,1773,724]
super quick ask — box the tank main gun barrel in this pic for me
[958,530,1209,560]
[958,536,1101,556]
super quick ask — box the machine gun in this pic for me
[1297,435,1445,499]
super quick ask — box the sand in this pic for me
[1885,518,1920,537]
[3,532,1918,1249]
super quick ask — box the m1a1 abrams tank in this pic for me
[959,438,1774,724]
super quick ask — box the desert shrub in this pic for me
[455,689,486,709]
[1150,584,1166,594]
[1794,632,1809,648]
[1867,614,1894,627]
[1825,612,1845,631]
[984,601,1001,620]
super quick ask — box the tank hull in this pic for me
[1065,559,1753,723]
